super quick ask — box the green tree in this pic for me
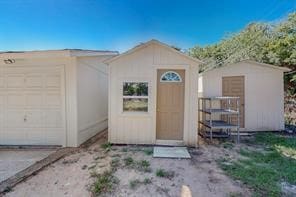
[189,12,296,95]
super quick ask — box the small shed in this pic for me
[105,40,202,146]
[199,60,290,131]
[0,49,117,147]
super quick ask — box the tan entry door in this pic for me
[222,76,245,128]
[156,69,185,140]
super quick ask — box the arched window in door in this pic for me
[160,71,182,82]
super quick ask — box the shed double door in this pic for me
[222,76,245,128]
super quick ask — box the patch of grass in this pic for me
[111,153,121,158]
[218,132,296,196]
[129,178,152,189]
[143,177,152,184]
[123,157,134,166]
[156,169,175,179]
[90,171,98,178]
[136,160,152,172]
[138,160,150,168]
[156,186,170,195]
[222,141,234,149]
[101,142,112,152]
[132,146,143,152]
[156,169,166,177]
[142,148,153,155]
[111,158,120,169]
[123,157,151,172]
[121,146,153,155]
[254,132,296,148]
[228,192,243,197]
[91,171,119,195]
[129,179,141,189]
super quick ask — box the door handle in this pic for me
[24,115,27,122]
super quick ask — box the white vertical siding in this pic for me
[109,43,199,146]
[200,62,285,131]
[76,56,114,145]
[64,57,79,147]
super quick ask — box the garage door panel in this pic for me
[0,95,4,125]
[25,129,45,145]
[25,110,44,127]
[7,74,25,88]
[0,111,4,126]
[25,75,43,88]
[7,93,25,107]
[25,93,43,107]
[0,95,4,105]
[46,74,60,88]
[45,93,61,106]
[1,129,26,145]
[45,110,63,128]
[43,129,64,145]
[6,110,25,128]
[0,76,4,87]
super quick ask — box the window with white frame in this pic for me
[123,82,148,112]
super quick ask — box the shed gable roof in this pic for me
[104,39,203,64]
[241,60,291,72]
[202,59,291,74]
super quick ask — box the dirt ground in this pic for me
[4,133,251,197]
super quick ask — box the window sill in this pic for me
[120,112,151,117]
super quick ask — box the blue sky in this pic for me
[0,0,295,52]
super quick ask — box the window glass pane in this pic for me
[161,71,181,82]
[123,98,148,112]
[123,82,148,96]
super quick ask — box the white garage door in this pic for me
[0,64,66,145]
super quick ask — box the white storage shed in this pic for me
[106,40,202,146]
[0,49,117,147]
[199,60,290,131]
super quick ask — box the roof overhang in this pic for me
[0,49,118,59]
[240,60,291,72]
